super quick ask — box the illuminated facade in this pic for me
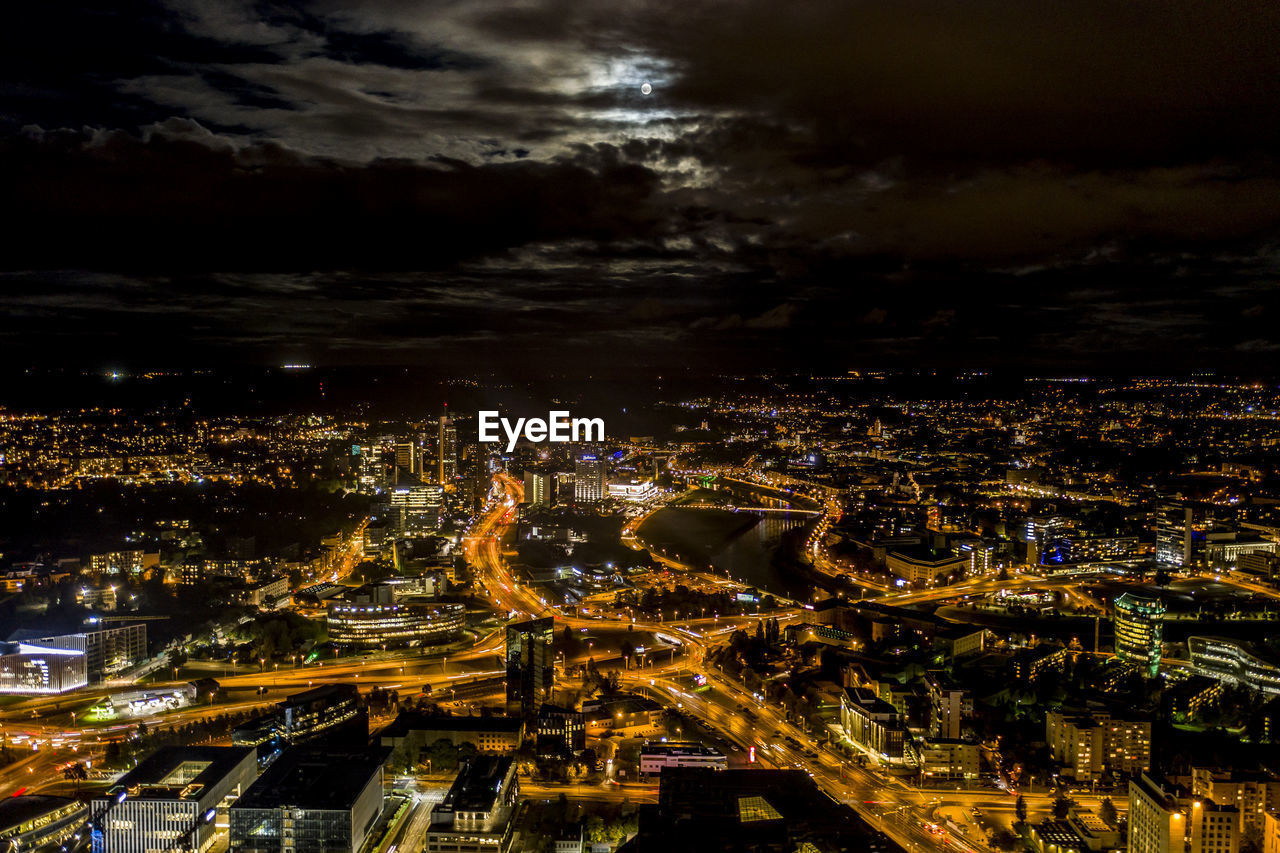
[0,642,88,694]
[326,601,464,650]
[1188,636,1280,694]
[1114,593,1165,677]
[574,456,605,502]
[0,796,87,852]
[91,746,257,853]
[505,617,554,718]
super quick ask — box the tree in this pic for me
[1099,797,1118,827]
[63,762,88,789]
[1052,795,1073,820]
[1015,795,1028,826]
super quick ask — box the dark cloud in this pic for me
[0,0,1278,370]
[3,123,663,270]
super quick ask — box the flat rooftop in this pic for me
[111,746,253,801]
[381,711,523,738]
[439,756,513,814]
[234,748,385,811]
[0,795,82,831]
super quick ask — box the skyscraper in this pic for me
[394,441,417,474]
[1115,593,1165,677]
[574,455,605,503]
[436,414,457,484]
[523,468,554,505]
[505,617,554,718]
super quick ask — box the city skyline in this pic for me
[3,3,1280,853]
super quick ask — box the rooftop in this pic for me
[381,711,523,738]
[233,748,385,811]
[0,795,82,831]
[439,756,513,815]
[110,746,253,801]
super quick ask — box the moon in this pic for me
[640,82,652,95]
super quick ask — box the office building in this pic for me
[0,642,88,694]
[1206,532,1277,573]
[229,748,385,853]
[1156,503,1211,568]
[435,415,457,484]
[582,694,663,734]
[12,623,149,682]
[0,796,87,851]
[523,468,555,506]
[1188,636,1280,694]
[326,599,465,650]
[573,456,605,503]
[394,441,418,474]
[639,743,728,775]
[1028,808,1120,853]
[840,687,908,764]
[233,684,367,754]
[627,768,896,853]
[91,746,256,853]
[914,739,980,781]
[1012,644,1071,683]
[505,617,554,718]
[535,705,585,757]
[425,757,520,853]
[885,548,967,585]
[380,713,524,760]
[1115,593,1165,677]
[1128,772,1239,853]
[1042,535,1142,567]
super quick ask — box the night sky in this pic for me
[3,0,1279,374]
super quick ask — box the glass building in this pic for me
[229,748,385,853]
[1114,593,1165,677]
[505,617,554,718]
[325,601,464,650]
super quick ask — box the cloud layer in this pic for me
[2,0,1278,371]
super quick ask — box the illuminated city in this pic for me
[2,2,1279,852]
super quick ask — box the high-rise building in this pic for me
[1129,772,1240,853]
[925,673,969,740]
[229,748,385,853]
[523,468,554,505]
[505,617,554,718]
[435,415,457,484]
[1115,593,1165,677]
[574,455,605,503]
[1156,502,1212,568]
[394,442,417,474]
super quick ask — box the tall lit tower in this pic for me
[1114,593,1165,677]
[505,617,554,718]
[436,411,457,484]
[574,455,605,503]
